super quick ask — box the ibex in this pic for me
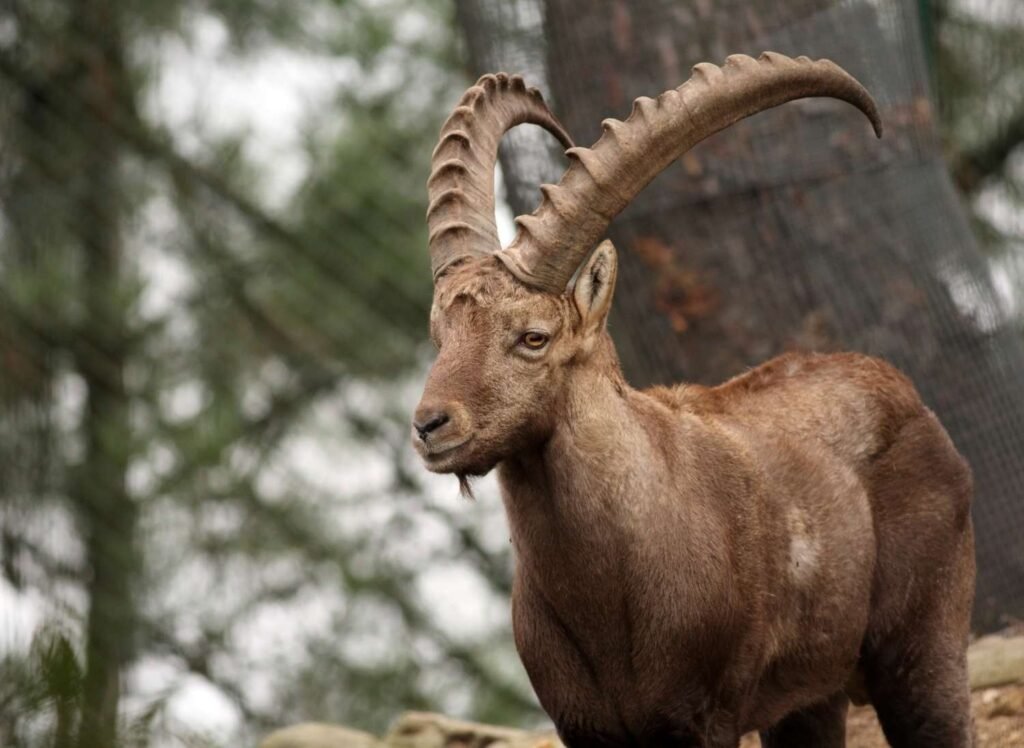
[413,53,975,747]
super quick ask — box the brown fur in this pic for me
[413,247,975,748]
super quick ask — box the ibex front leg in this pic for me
[558,719,740,748]
[760,692,849,748]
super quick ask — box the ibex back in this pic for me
[413,54,975,748]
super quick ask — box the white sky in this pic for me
[145,13,359,205]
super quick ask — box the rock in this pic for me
[982,687,1024,719]
[968,634,1024,690]
[259,723,380,748]
[385,712,561,748]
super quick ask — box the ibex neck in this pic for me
[581,331,627,386]
[497,336,643,541]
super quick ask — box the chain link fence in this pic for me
[457,0,1024,630]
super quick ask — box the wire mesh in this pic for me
[457,0,1024,630]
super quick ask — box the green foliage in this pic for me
[930,0,1024,269]
[0,0,536,744]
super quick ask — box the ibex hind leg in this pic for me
[759,691,849,748]
[860,414,975,747]
[861,629,973,748]
[860,520,974,747]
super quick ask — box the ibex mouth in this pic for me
[416,434,475,472]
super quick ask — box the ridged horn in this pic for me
[497,52,883,293]
[427,73,574,281]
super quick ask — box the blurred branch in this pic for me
[1,531,81,589]
[416,500,512,597]
[229,482,539,716]
[372,573,537,715]
[952,105,1024,194]
[151,369,338,503]
[178,201,341,369]
[0,43,426,339]
[144,620,276,732]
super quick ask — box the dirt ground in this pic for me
[738,684,1024,747]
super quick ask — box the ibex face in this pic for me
[413,242,617,477]
[414,58,881,480]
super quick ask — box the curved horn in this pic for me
[427,73,574,281]
[498,52,883,293]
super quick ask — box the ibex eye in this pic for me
[521,331,549,349]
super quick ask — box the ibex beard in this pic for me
[413,58,976,748]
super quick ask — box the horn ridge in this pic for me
[427,74,575,281]
[501,52,882,293]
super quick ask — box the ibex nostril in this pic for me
[414,412,450,440]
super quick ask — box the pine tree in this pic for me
[1,0,536,743]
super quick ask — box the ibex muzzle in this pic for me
[412,56,974,748]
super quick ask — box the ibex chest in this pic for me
[499,454,743,693]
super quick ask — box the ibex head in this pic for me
[413,56,881,480]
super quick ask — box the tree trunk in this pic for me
[457,0,1024,630]
[66,1,138,746]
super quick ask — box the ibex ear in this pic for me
[571,240,617,335]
